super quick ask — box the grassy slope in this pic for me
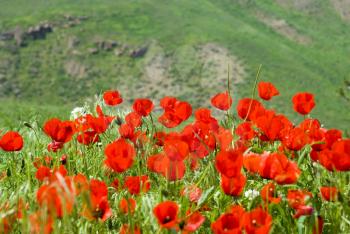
[0,0,349,130]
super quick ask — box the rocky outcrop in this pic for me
[129,46,148,58]
[94,39,118,51]
[0,15,88,48]
[27,23,53,40]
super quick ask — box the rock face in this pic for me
[0,15,88,47]
[27,23,53,40]
[94,39,118,51]
[0,23,53,47]
[0,32,13,41]
[129,46,148,58]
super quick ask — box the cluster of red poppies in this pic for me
[0,81,349,233]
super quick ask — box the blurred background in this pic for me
[0,0,349,130]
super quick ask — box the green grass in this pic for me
[0,97,349,233]
[0,0,349,130]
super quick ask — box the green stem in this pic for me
[244,64,262,122]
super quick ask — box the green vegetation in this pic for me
[0,0,349,130]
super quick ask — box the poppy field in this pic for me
[0,79,349,233]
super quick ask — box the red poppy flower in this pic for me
[124,175,151,195]
[293,205,314,219]
[77,131,99,145]
[182,211,205,233]
[103,90,123,106]
[164,160,186,181]
[125,112,142,128]
[132,98,154,117]
[154,131,167,146]
[89,179,108,204]
[104,138,136,173]
[160,96,178,110]
[181,122,216,158]
[153,201,179,229]
[299,118,321,133]
[320,186,338,201]
[29,211,54,234]
[118,123,135,140]
[325,128,341,145]
[215,148,244,178]
[318,149,335,171]
[331,139,350,171]
[211,212,242,234]
[164,139,189,161]
[36,182,74,218]
[0,131,24,152]
[221,173,246,196]
[215,127,233,151]
[35,166,51,181]
[259,152,301,185]
[194,108,219,130]
[287,190,312,209]
[43,118,75,143]
[148,153,186,181]
[243,153,262,174]
[119,198,136,214]
[73,174,89,195]
[119,224,141,234]
[181,185,202,203]
[110,178,119,190]
[243,207,272,234]
[237,98,265,121]
[255,110,284,141]
[47,141,64,152]
[83,179,112,221]
[258,81,279,101]
[87,113,114,134]
[282,127,309,151]
[292,92,315,115]
[211,91,232,111]
[158,97,192,128]
[235,122,256,141]
[147,153,168,174]
[260,182,281,204]
[82,198,112,222]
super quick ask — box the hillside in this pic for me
[0,0,349,130]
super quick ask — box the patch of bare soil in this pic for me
[331,0,350,21]
[197,43,245,86]
[138,42,173,104]
[64,60,87,79]
[137,42,246,110]
[256,12,312,45]
[275,0,317,11]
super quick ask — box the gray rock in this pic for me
[27,23,53,40]
[94,39,118,51]
[0,32,14,41]
[129,46,148,58]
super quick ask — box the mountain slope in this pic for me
[0,0,349,129]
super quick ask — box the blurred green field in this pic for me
[0,0,349,130]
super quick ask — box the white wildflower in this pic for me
[70,106,89,120]
[244,189,260,200]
